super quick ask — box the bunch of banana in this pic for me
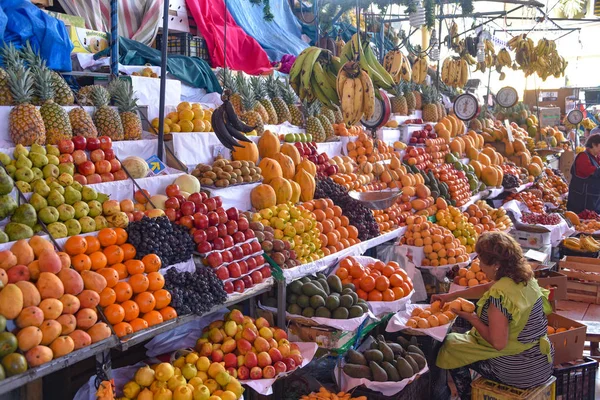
[340,32,395,91]
[441,58,468,88]
[335,36,346,56]
[211,96,254,150]
[411,56,428,84]
[336,61,375,126]
[497,48,512,67]
[563,236,600,252]
[289,46,341,106]
[536,38,556,57]
[582,118,597,130]
[383,49,411,83]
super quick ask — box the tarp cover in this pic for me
[0,0,73,71]
[225,0,308,61]
[186,0,272,75]
[95,36,221,93]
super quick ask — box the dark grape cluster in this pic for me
[315,178,380,240]
[502,174,520,189]
[127,216,195,266]
[164,266,227,315]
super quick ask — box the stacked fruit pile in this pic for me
[342,335,426,382]
[500,164,524,189]
[399,216,470,267]
[431,163,473,207]
[0,235,115,373]
[434,206,479,253]
[405,298,474,329]
[521,212,561,225]
[151,101,213,133]
[335,257,413,302]
[452,259,489,287]
[282,132,312,143]
[561,236,600,253]
[302,388,366,400]
[253,222,300,271]
[373,202,411,232]
[164,267,228,314]
[574,220,600,234]
[285,274,367,320]
[504,192,544,213]
[403,146,433,171]
[195,310,303,380]
[408,124,437,144]
[121,359,242,400]
[424,138,450,165]
[346,134,394,164]
[474,201,512,231]
[332,124,362,136]
[191,157,262,188]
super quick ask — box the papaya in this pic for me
[481,166,499,187]
[294,169,316,202]
[513,139,526,153]
[477,152,491,167]
[531,155,543,167]
[280,143,301,166]
[272,153,295,179]
[504,140,515,156]
[257,130,280,159]
[564,211,580,225]
[269,177,292,204]
[289,180,301,204]
[296,159,317,177]
[231,141,259,163]
[527,163,542,177]
[258,157,283,184]
[250,184,276,210]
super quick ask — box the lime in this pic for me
[2,353,27,376]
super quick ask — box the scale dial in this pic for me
[453,93,479,121]
[361,89,391,129]
[567,109,584,125]
[497,86,519,108]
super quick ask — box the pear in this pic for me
[4,165,15,178]
[73,201,89,219]
[42,164,59,179]
[65,219,81,236]
[96,193,109,204]
[39,206,59,224]
[47,222,67,238]
[0,231,8,243]
[11,204,37,227]
[46,155,59,166]
[88,200,102,217]
[0,194,17,219]
[0,168,14,195]
[30,143,46,155]
[94,216,108,229]
[64,186,81,205]
[58,163,74,176]
[29,153,48,168]
[81,186,98,201]
[15,155,32,169]
[0,153,11,166]
[58,173,73,187]
[30,193,48,212]
[14,181,30,193]
[79,216,96,233]
[48,182,64,194]
[15,168,34,183]
[71,181,83,192]
[31,180,50,197]
[46,145,60,157]
[47,189,65,207]
[13,144,28,159]
[57,204,75,222]
[31,168,43,181]
[4,222,33,241]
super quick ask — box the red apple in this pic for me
[239,261,248,275]
[104,148,116,161]
[95,160,112,174]
[113,170,128,181]
[238,217,249,231]
[233,279,245,293]
[251,270,263,284]
[78,161,95,176]
[57,139,74,154]
[218,211,228,225]
[133,211,145,221]
[262,365,276,379]
[72,135,87,150]
[213,237,225,251]
[244,229,256,241]
[99,136,112,150]
[241,275,253,289]
[250,241,261,253]
[195,214,209,229]
[58,154,73,164]
[197,241,212,253]
[217,224,228,238]
[204,198,217,211]
[221,250,233,263]
[180,201,195,216]
[223,235,234,248]
[165,184,180,198]
[90,149,105,162]
[165,208,178,222]
[194,202,208,215]
[223,281,234,294]
[237,366,250,380]
[282,358,296,371]
[100,173,114,182]
[207,211,219,226]
[134,189,150,204]
[254,255,265,265]
[274,361,287,374]
[226,220,238,235]
[230,246,243,261]
[226,207,239,221]
[205,226,218,241]
[86,137,100,151]
[228,262,241,279]
[73,174,87,185]
[246,257,257,271]
[241,243,252,256]
[214,197,223,208]
[179,216,194,229]
[109,159,121,172]
[232,231,246,244]
[72,150,87,165]
[207,252,223,268]
[259,267,272,279]
[165,197,180,210]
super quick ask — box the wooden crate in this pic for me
[559,256,600,304]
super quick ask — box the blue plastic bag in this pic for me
[0,0,73,71]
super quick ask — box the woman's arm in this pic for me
[455,303,509,350]
[575,153,597,178]
[432,281,495,305]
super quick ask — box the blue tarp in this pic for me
[0,0,73,71]
[225,0,308,61]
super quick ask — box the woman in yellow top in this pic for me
[434,232,554,400]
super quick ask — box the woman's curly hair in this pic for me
[475,232,533,284]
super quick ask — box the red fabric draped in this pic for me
[186,0,272,75]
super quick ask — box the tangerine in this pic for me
[84,236,101,255]
[147,272,165,291]
[98,228,118,247]
[103,245,124,265]
[392,287,405,299]
[113,322,133,338]
[120,244,136,261]
[99,287,117,307]
[112,263,128,280]
[375,276,390,291]
[356,289,368,300]
[349,264,364,279]
[65,236,87,256]
[125,260,145,275]
[143,310,164,327]
[159,306,177,321]
[129,318,149,332]
[359,276,376,292]
[121,300,140,321]
[389,273,405,287]
[113,228,128,245]
[382,289,396,301]
[114,282,133,302]
[129,274,149,294]
[71,254,92,272]
[367,290,383,301]
[142,254,161,273]
[153,289,171,309]
[104,303,125,325]
[89,252,108,271]
[97,268,119,288]
[336,267,349,280]
[381,265,395,277]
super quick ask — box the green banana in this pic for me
[299,47,322,99]
[289,47,319,93]
[330,56,343,74]
[312,62,339,105]
[310,75,332,106]
[362,44,394,89]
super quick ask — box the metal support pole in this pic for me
[435,8,443,91]
[110,0,118,78]
[156,0,170,161]
[276,280,287,331]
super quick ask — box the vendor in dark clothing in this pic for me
[567,134,600,214]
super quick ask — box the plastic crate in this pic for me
[155,32,209,60]
[471,376,556,400]
[553,357,598,400]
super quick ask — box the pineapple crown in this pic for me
[0,42,23,70]
[90,85,111,107]
[265,74,281,99]
[6,64,34,104]
[421,85,437,105]
[392,82,405,97]
[34,64,56,102]
[218,68,236,92]
[109,79,139,113]
[280,79,297,104]
[250,76,267,100]
[19,41,42,69]
[305,101,320,118]
[238,77,257,111]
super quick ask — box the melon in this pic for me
[173,174,201,194]
[121,156,149,179]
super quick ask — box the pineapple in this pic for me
[91,85,124,140]
[238,78,264,135]
[321,107,336,124]
[20,42,73,105]
[36,66,72,144]
[77,85,107,106]
[251,77,277,125]
[0,43,22,106]
[315,102,334,139]
[412,83,422,110]
[421,86,439,123]
[405,84,416,113]
[7,64,46,145]
[110,79,142,140]
[329,104,343,124]
[219,68,243,115]
[69,107,97,138]
[265,74,291,124]
[305,101,325,142]
[281,80,304,127]
[390,83,408,115]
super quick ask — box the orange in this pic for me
[392,286,405,299]
[98,228,118,247]
[389,274,405,287]
[356,289,368,300]
[125,260,145,275]
[89,251,108,271]
[336,267,349,280]
[104,303,125,325]
[382,289,396,301]
[97,268,119,288]
[135,292,156,313]
[153,289,171,309]
[143,310,164,327]
[372,261,385,271]
[103,245,124,265]
[120,244,136,261]
[367,290,383,301]
[159,306,177,321]
[147,272,165,291]
[350,264,364,279]
[340,216,350,227]
[65,236,87,256]
[381,265,395,277]
[347,226,358,239]
[339,258,354,271]
[375,276,390,292]
[129,274,149,294]
[71,254,92,272]
[396,268,409,280]
[112,263,128,280]
[332,206,343,217]
[121,300,140,322]
[113,228,128,245]
[113,322,133,338]
[142,254,162,273]
[99,287,116,307]
[359,276,376,292]
[400,282,412,296]
[114,282,133,302]
[130,318,149,332]
[84,236,101,255]
[324,207,335,220]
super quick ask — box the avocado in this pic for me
[332,307,349,319]
[300,277,311,284]
[287,304,302,315]
[316,278,330,295]
[370,361,388,382]
[342,288,355,295]
[327,275,343,294]
[396,357,414,379]
[348,291,359,305]
[296,294,310,308]
[342,283,356,291]
[347,349,367,366]
[309,295,325,309]
[396,336,410,349]
[348,306,364,318]
[316,273,327,281]
[408,352,427,370]
[287,293,298,304]
[289,280,303,295]
[405,355,420,374]
[315,307,331,318]
[329,292,340,297]
[301,282,327,298]
[378,341,395,363]
[382,361,400,381]
[363,349,384,363]
[339,294,354,309]
[302,307,315,318]
[343,364,371,379]
[407,345,424,357]
[387,342,405,356]
[325,295,340,311]
[357,302,369,313]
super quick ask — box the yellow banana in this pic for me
[360,70,375,119]
[341,77,356,125]
[351,76,364,125]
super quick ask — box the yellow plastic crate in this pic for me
[471,376,556,400]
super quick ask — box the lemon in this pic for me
[203,121,212,132]
[151,118,160,128]
[177,102,191,111]
[178,109,195,122]
[123,381,141,398]
[193,108,205,120]
[167,112,179,123]
[170,123,181,132]
[196,356,211,372]
[192,119,206,132]
[179,120,194,132]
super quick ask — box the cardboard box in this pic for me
[510,229,551,248]
[68,26,108,54]
[287,321,354,350]
[44,10,85,28]
[536,106,561,128]
[160,11,190,33]
[471,376,556,400]
[547,313,586,365]
[559,150,575,184]
[535,270,568,301]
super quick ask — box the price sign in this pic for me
[504,120,514,142]
[145,155,166,175]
